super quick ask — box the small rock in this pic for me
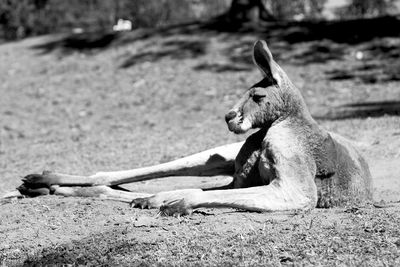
[355,51,364,60]
[134,216,157,227]
[1,244,11,250]
[372,140,380,145]
[279,254,294,263]
[132,79,146,88]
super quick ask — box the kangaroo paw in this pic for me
[22,170,54,187]
[18,171,56,197]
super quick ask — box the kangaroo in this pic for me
[9,40,372,215]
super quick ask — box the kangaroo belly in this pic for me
[316,132,373,208]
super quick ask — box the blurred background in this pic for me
[1,0,400,40]
[0,0,399,198]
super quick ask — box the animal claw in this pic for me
[159,198,192,217]
[22,173,50,186]
[17,184,50,197]
[130,197,151,209]
[19,171,56,197]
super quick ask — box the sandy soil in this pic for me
[1,22,399,265]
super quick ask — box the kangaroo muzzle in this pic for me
[225,110,252,134]
[225,110,237,123]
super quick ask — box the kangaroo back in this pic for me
[315,132,373,208]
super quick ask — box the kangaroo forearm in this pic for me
[92,160,235,186]
[91,142,243,186]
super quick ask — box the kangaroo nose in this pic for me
[225,110,237,123]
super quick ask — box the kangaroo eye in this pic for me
[252,94,265,102]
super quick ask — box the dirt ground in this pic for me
[1,20,400,265]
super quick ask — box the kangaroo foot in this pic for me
[17,183,52,197]
[130,197,156,209]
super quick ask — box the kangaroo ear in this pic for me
[253,40,281,86]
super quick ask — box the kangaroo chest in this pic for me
[234,143,274,187]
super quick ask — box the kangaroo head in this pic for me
[225,40,306,134]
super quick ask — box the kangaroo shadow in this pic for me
[326,39,400,84]
[269,16,400,44]
[202,15,400,66]
[315,101,400,120]
[31,31,120,55]
[29,15,400,73]
[120,38,208,68]
[200,15,400,70]
[193,63,252,72]
[22,226,160,265]
[327,64,400,84]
